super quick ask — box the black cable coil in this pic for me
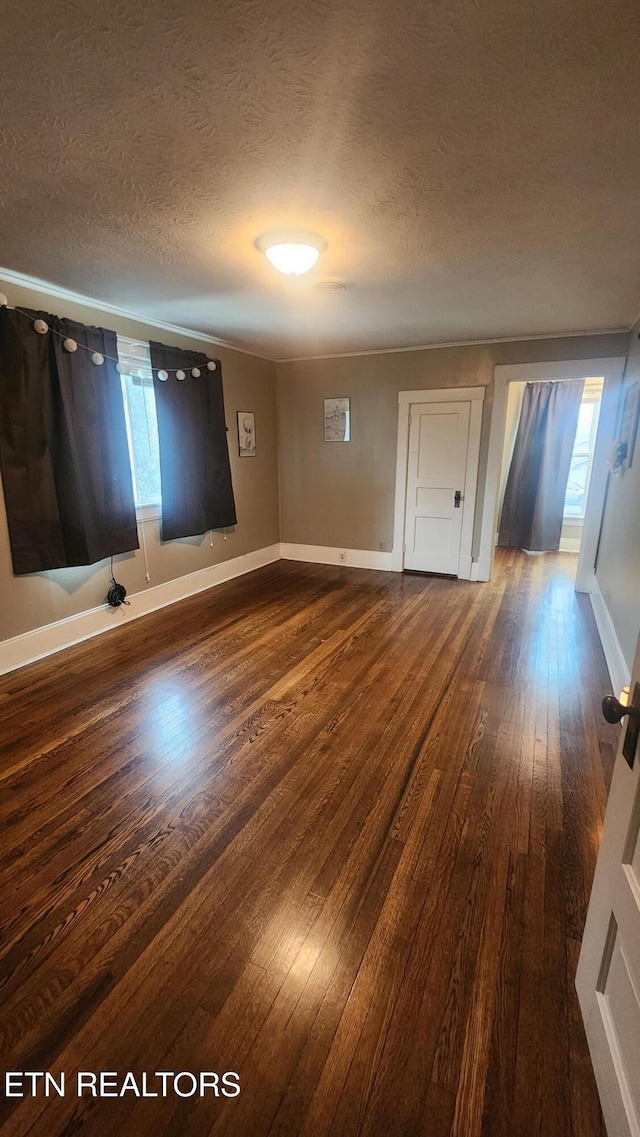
[107,558,130,607]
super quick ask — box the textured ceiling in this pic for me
[1,0,639,359]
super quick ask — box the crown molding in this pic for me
[0,265,275,362]
[275,326,630,364]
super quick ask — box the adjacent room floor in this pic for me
[0,550,617,1136]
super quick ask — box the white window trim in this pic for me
[136,503,161,522]
[563,394,602,523]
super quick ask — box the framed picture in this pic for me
[620,380,640,468]
[237,411,256,457]
[324,397,350,442]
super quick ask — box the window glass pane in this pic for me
[564,402,596,519]
[117,338,162,507]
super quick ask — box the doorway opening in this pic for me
[497,376,604,563]
[476,356,627,591]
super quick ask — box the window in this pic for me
[563,378,603,520]
[117,337,162,509]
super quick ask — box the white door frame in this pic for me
[392,387,485,578]
[475,357,627,585]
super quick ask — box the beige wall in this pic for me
[0,277,279,642]
[596,320,640,670]
[276,333,628,555]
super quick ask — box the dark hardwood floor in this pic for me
[0,549,618,1136]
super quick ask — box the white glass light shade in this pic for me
[264,243,320,275]
[257,231,327,276]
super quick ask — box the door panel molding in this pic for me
[392,387,484,577]
[398,386,487,406]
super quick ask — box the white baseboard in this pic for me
[588,573,631,696]
[280,543,394,571]
[0,544,281,676]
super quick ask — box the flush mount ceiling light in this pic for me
[256,230,327,276]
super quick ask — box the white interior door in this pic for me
[576,635,640,1137]
[404,401,470,575]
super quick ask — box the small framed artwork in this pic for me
[620,380,640,468]
[324,397,350,442]
[237,411,256,457]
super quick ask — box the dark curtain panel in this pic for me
[0,306,138,575]
[149,341,236,541]
[498,379,584,552]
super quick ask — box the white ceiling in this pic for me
[1,0,639,359]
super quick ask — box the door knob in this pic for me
[454,490,462,508]
[603,685,640,769]
[601,694,640,725]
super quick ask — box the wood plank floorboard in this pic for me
[0,550,616,1136]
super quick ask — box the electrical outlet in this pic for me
[339,551,347,563]
[379,541,385,551]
